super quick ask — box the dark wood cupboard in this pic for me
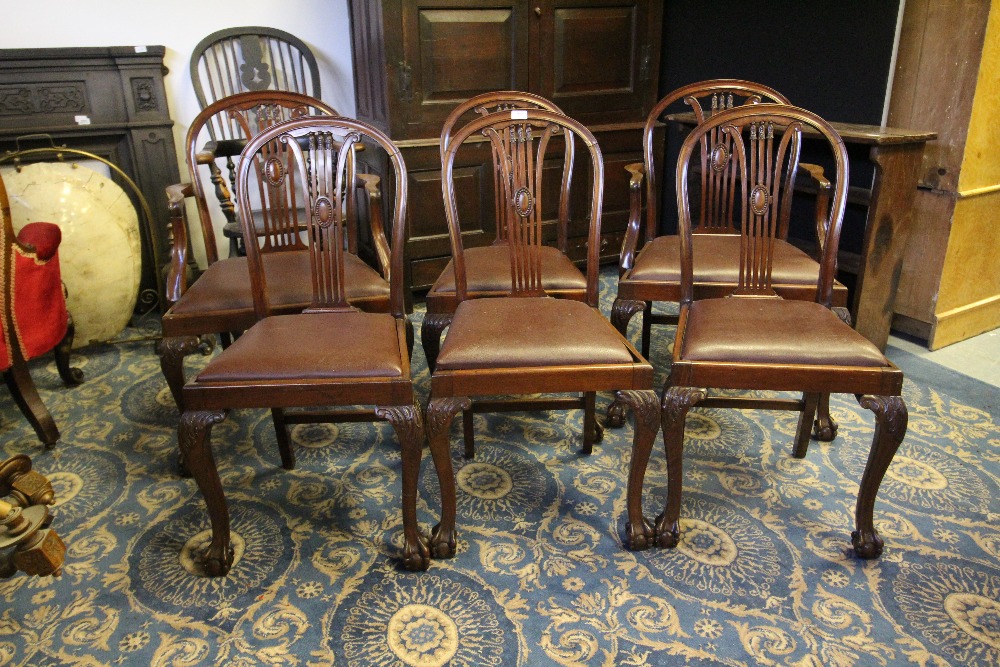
[348,0,663,292]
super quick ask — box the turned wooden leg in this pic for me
[656,386,705,548]
[271,408,295,470]
[852,395,907,559]
[156,335,202,412]
[606,300,647,429]
[617,390,661,550]
[377,403,430,571]
[4,363,59,449]
[793,393,822,458]
[813,393,839,441]
[178,410,231,576]
[53,316,83,386]
[420,314,452,374]
[425,397,469,559]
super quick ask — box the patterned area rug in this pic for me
[1,281,998,666]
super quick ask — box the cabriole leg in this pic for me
[425,396,469,559]
[852,395,907,559]
[617,389,661,550]
[178,410,231,576]
[377,403,429,571]
[655,386,706,548]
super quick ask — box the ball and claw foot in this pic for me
[402,536,431,571]
[429,523,457,559]
[813,415,839,441]
[654,513,680,548]
[851,529,884,559]
[606,399,628,428]
[202,544,235,577]
[626,516,655,551]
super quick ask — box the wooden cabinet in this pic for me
[348,0,663,292]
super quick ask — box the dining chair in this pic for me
[178,116,429,576]
[420,91,588,374]
[424,108,661,560]
[626,104,907,558]
[158,91,394,418]
[607,80,849,442]
[0,172,82,449]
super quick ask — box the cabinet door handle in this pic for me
[534,6,542,17]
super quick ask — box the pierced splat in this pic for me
[260,129,362,312]
[717,119,803,296]
[480,118,575,297]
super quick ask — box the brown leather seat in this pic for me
[430,246,587,296]
[682,299,888,367]
[165,251,390,330]
[627,105,907,562]
[195,313,404,382]
[629,235,847,300]
[437,298,634,370]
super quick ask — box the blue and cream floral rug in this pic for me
[1,288,998,666]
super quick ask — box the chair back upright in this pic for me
[440,92,572,251]
[184,91,337,265]
[675,105,849,309]
[191,27,321,134]
[442,109,603,306]
[236,117,408,320]
[642,80,791,245]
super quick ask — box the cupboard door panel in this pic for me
[535,1,657,124]
[399,3,530,137]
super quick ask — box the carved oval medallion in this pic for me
[710,144,730,172]
[512,186,534,218]
[750,184,770,216]
[264,157,285,186]
[314,195,335,228]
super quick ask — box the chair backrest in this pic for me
[642,80,791,243]
[441,92,575,251]
[442,109,603,306]
[184,91,337,265]
[236,117,408,319]
[675,105,849,308]
[190,27,322,134]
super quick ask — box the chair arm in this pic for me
[797,163,832,258]
[357,173,391,279]
[16,223,61,261]
[619,162,646,276]
[164,183,195,305]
